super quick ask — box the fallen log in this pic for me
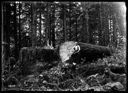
[59,41,113,65]
[19,47,60,76]
[62,63,126,78]
[77,64,126,77]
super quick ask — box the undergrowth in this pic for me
[2,48,126,91]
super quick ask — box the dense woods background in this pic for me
[1,1,126,91]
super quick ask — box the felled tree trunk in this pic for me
[59,41,113,65]
[19,47,60,76]
[62,62,126,79]
[72,42,113,64]
[76,63,126,77]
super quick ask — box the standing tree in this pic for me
[31,2,37,47]
[102,4,110,46]
[63,3,66,42]
[98,2,104,46]
[18,2,21,51]
[69,2,72,40]
[81,2,89,43]
[80,2,95,43]
[113,14,118,48]
[39,3,42,46]
[3,3,11,60]
[75,14,78,41]
[48,3,52,46]
[45,2,50,46]
[13,3,18,60]
[51,3,56,47]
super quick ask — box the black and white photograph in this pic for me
[1,1,126,91]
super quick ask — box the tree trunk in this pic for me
[39,4,42,46]
[18,3,21,51]
[75,15,78,41]
[75,63,126,77]
[99,2,103,46]
[85,10,89,43]
[81,14,85,43]
[52,4,55,48]
[4,3,11,75]
[2,3,5,91]
[113,14,118,48]
[103,5,109,46]
[46,3,50,46]
[64,61,126,78]
[59,41,113,64]
[31,3,37,47]
[69,2,71,40]
[63,4,66,42]
[14,3,18,60]
[49,3,52,46]
[88,21,93,44]
[81,2,90,43]
[19,47,60,76]
[5,3,10,60]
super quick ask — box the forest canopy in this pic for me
[2,2,126,53]
[1,1,126,91]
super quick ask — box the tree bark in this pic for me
[49,3,52,46]
[14,3,18,60]
[75,63,126,77]
[18,2,21,51]
[2,3,5,91]
[46,3,50,46]
[52,4,55,48]
[59,41,113,64]
[99,2,103,46]
[19,47,60,76]
[75,15,78,41]
[81,2,90,43]
[5,3,10,60]
[31,3,37,47]
[39,3,42,46]
[113,14,118,48]
[63,4,66,42]
[85,10,89,43]
[81,14,85,43]
[69,2,71,40]
[103,5,109,46]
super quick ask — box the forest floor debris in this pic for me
[2,49,126,91]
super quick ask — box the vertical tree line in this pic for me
[2,1,126,61]
[63,4,66,42]
[18,2,21,51]
[13,3,18,60]
[4,3,11,60]
[39,3,42,46]
[31,2,37,47]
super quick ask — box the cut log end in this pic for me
[59,41,78,63]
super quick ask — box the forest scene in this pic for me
[1,1,126,91]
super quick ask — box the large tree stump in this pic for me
[59,41,113,65]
